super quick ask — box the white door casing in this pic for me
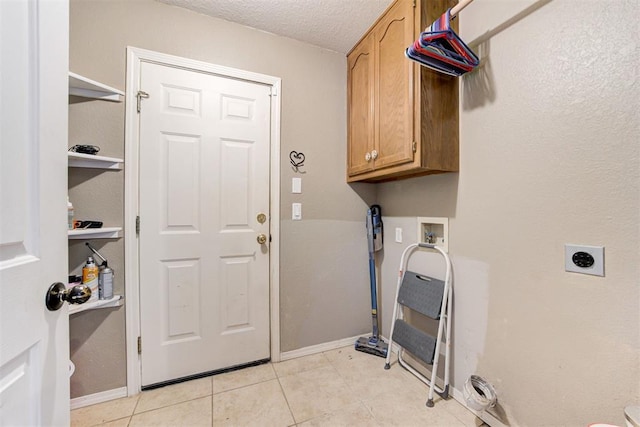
[0,0,69,426]
[124,48,281,392]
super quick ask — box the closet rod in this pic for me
[451,0,474,18]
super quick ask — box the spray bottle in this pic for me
[82,256,99,303]
[85,243,113,300]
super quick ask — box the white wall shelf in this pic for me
[68,152,123,170]
[69,295,123,315]
[68,227,122,240]
[69,72,124,102]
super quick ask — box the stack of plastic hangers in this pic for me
[405,0,479,76]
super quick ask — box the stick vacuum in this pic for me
[355,205,388,358]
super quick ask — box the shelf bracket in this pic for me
[136,216,140,237]
[136,91,149,113]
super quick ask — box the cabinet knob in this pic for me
[365,152,372,162]
[371,150,378,160]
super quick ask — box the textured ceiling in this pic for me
[157,0,394,53]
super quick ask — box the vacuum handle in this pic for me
[370,205,383,251]
[366,209,375,254]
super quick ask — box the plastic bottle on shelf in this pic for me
[67,197,74,230]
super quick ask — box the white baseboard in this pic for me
[280,335,362,360]
[70,387,128,410]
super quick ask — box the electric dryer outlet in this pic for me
[564,244,604,276]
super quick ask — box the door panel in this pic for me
[163,133,201,231]
[139,62,271,386]
[0,0,69,425]
[347,34,375,176]
[163,259,200,341]
[374,0,415,168]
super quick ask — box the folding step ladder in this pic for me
[384,243,452,408]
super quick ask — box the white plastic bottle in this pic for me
[67,197,74,230]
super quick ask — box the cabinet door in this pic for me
[347,33,375,176]
[374,0,415,169]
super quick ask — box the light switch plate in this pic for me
[564,244,604,276]
[395,227,403,243]
[292,177,302,194]
[292,203,302,220]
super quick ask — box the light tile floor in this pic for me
[71,345,486,427]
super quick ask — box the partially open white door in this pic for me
[0,1,70,426]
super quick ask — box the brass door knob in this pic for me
[257,234,267,244]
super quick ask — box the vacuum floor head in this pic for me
[355,336,389,358]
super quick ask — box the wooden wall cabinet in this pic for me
[347,0,459,182]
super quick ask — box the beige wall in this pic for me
[69,0,373,398]
[378,0,639,425]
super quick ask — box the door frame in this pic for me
[123,47,281,395]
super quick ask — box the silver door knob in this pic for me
[257,234,268,244]
[371,150,378,160]
[45,282,91,311]
[365,152,372,162]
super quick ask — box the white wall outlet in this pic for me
[292,203,302,220]
[564,244,604,276]
[395,227,403,243]
[292,177,302,194]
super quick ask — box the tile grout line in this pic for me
[129,384,214,417]
[215,380,275,395]
[275,352,342,425]
[93,415,132,427]
[324,349,383,426]
[210,376,214,427]
[128,391,142,422]
[274,368,297,426]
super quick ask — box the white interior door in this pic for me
[0,1,69,425]
[138,61,272,386]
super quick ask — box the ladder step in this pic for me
[398,271,445,319]
[392,319,436,365]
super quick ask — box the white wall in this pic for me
[378,0,640,425]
